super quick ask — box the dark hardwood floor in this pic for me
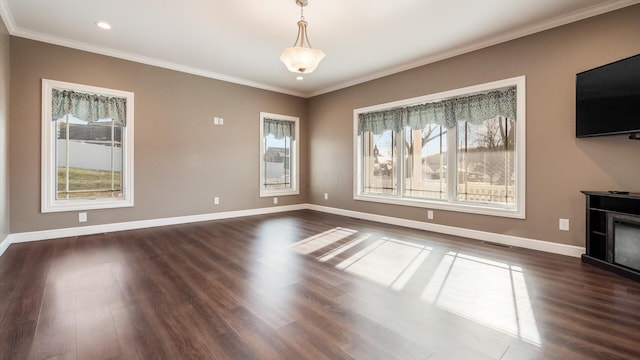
[2,210,640,359]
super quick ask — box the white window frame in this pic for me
[353,76,526,219]
[259,112,300,197]
[41,79,134,213]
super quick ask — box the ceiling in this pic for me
[1,0,638,97]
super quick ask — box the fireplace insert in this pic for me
[608,213,640,273]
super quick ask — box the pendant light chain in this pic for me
[298,2,308,48]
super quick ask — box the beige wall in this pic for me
[308,5,640,247]
[6,6,640,247]
[0,16,9,241]
[9,38,307,233]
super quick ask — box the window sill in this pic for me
[41,198,134,213]
[354,194,525,219]
[260,189,299,198]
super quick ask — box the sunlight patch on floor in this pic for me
[336,237,431,290]
[291,227,541,347]
[422,252,541,346]
[318,234,370,262]
[289,227,357,255]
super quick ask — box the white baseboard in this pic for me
[307,204,584,258]
[4,204,307,250]
[0,203,583,258]
[0,234,10,257]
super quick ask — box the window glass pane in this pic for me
[355,78,524,217]
[457,117,515,205]
[263,133,292,190]
[55,115,123,199]
[403,125,447,200]
[362,130,397,195]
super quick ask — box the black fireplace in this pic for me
[582,191,640,281]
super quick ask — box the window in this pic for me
[41,79,134,212]
[354,76,525,218]
[260,112,299,197]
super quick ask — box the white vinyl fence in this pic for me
[57,140,122,171]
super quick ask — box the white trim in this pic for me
[41,79,134,213]
[2,0,636,98]
[259,112,300,197]
[6,27,305,98]
[7,204,307,245]
[353,76,526,219]
[307,204,584,258]
[0,234,10,257]
[0,0,16,32]
[0,203,583,258]
[306,0,640,97]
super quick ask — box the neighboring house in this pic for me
[264,147,290,165]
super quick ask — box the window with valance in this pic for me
[41,79,135,213]
[260,113,299,197]
[354,76,525,218]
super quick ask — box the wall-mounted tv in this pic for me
[576,53,640,138]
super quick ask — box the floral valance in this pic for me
[358,87,517,134]
[264,118,295,140]
[52,88,127,125]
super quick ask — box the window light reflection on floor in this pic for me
[336,237,432,291]
[289,227,358,255]
[318,234,370,262]
[290,227,541,347]
[422,252,541,346]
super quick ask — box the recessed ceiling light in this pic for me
[296,76,304,81]
[95,21,111,30]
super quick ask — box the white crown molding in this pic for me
[2,0,638,98]
[6,27,306,98]
[0,0,15,33]
[307,0,640,97]
[307,204,584,258]
[0,203,584,258]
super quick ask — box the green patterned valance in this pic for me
[264,118,295,140]
[359,87,517,134]
[52,88,127,125]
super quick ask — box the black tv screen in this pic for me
[576,53,640,138]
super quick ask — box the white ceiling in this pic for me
[1,0,638,97]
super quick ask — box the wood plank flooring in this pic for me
[2,210,640,359]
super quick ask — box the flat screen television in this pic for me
[576,53,640,138]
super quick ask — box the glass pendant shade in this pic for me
[280,46,325,74]
[280,3,325,74]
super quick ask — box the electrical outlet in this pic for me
[427,210,434,220]
[559,218,570,231]
[79,212,87,223]
[213,117,219,125]
[214,197,220,205]
[273,197,278,205]
[324,193,328,200]
[219,118,224,125]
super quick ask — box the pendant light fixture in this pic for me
[280,0,325,76]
